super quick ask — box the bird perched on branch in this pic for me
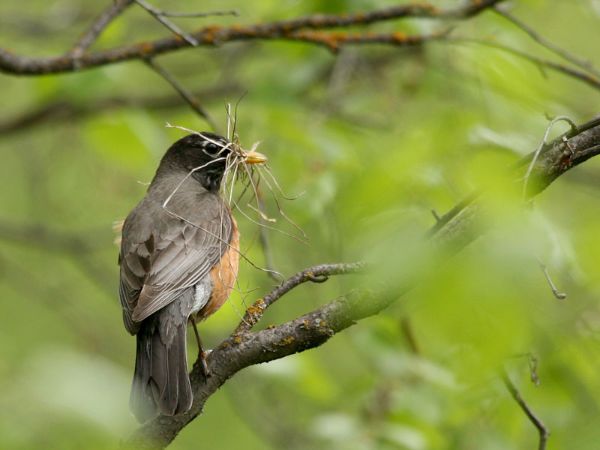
[118,132,267,422]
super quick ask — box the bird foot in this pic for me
[198,350,212,378]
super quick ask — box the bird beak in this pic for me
[244,150,268,165]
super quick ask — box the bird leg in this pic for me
[190,317,211,377]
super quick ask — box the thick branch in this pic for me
[126,288,386,449]
[0,0,502,75]
[125,116,600,448]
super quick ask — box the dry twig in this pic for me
[538,260,567,300]
[143,58,218,130]
[134,0,199,47]
[234,262,366,334]
[501,368,549,450]
[493,6,600,79]
[69,0,134,59]
[447,38,600,92]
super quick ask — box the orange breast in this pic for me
[198,218,240,320]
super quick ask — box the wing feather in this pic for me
[119,189,233,334]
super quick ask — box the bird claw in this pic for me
[198,350,212,377]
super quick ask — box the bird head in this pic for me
[159,132,267,192]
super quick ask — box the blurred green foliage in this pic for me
[1,0,600,449]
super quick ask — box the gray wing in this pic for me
[119,191,233,335]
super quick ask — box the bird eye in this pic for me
[200,142,221,157]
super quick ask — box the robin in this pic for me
[118,132,267,422]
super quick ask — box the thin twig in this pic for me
[528,353,540,386]
[493,6,600,79]
[234,262,366,334]
[69,0,134,59]
[143,58,218,131]
[446,38,600,92]
[501,368,549,450]
[134,0,199,46]
[510,353,540,385]
[537,259,567,300]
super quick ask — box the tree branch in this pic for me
[501,368,549,450]
[447,37,600,92]
[493,5,600,79]
[142,58,219,130]
[124,115,600,448]
[234,262,366,334]
[0,0,502,75]
[134,0,199,47]
[0,82,241,135]
[69,0,134,59]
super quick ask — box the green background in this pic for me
[1,1,600,449]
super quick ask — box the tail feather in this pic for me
[130,314,192,422]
